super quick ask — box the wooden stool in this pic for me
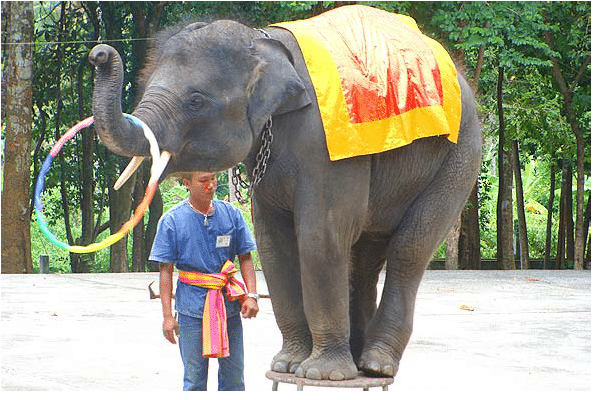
[265,370,394,391]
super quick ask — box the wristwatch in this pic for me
[246,293,260,302]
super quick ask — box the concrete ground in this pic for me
[1,270,590,393]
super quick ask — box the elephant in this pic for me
[89,5,481,381]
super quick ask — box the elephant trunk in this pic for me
[88,44,149,157]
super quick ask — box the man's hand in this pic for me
[241,297,259,318]
[163,315,179,344]
[238,253,259,319]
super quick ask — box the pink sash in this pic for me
[178,261,246,358]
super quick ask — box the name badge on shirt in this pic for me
[216,235,231,248]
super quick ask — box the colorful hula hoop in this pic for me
[34,114,168,253]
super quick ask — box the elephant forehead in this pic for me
[161,43,249,69]
[152,50,253,93]
[166,20,255,58]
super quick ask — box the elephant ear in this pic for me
[247,38,312,135]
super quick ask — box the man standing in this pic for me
[149,171,259,391]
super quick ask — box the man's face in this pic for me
[184,172,217,201]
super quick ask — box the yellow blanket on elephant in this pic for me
[274,5,461,161]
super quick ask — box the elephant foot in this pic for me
[358,348,399,377]
[294,351,358,381]
[271,348,310,374]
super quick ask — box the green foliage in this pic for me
[430,1,590,265]
[31,212,71,273]
[31,186,112,273]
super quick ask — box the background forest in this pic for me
[1,1,591,274]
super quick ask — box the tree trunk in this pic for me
[585,194,591,269]
[496,67,515,270]
[97,3,136,274]
[50,2,77,272]
[77,57,95,273]
[544,161,556,269]
[109,174,135,273]
[459,183,481,269]
[586,237,591,270]
[511,140,529,270]
[445,216,461,270]
[457,29,483,271]
[83,2,106,271]
[563,164,574,264]
[556,161,567,269]
[1,1,34,274]
[583,195,590,267]
[131,164,163,272]
[573,129,585,270]
[472,43,485,92]
[544,31,589,270]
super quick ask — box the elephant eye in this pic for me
[190,93,205,110]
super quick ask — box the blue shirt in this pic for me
[149,199,257,318]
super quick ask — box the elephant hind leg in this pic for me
[359,143,481,378]
[349,234,389,363]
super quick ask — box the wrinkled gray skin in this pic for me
[89,18,481,381]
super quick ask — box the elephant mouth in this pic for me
[114,114,171,190]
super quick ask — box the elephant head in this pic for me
[89,20,311,183]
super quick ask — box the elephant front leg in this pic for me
[294,224,359,381]
[253,202,312,374]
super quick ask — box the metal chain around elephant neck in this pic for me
[232,116,273,204]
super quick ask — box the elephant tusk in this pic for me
[113,151,170,192]
[114,156,145,190]
[151,151,171,184]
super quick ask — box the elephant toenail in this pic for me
[273,361,288,372]
[382,365,394,376]
[329,371,345,381]
[305,368,322,380]
[367,361,380,372]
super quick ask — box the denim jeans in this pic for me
[177,313,245,391]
